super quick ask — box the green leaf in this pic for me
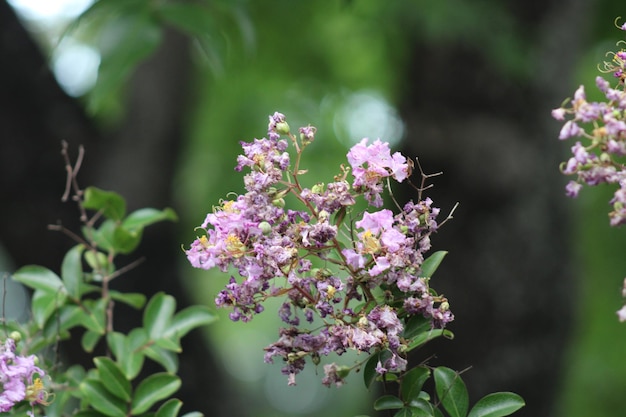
[164,305,217,339]
[13,265,65,294]
[94,357,132,402]
[155,398,183,417]
[107,330,148,379]
[144,344,179,373]
[420,251,447,278]
[131,373,181,415]
[83,186,126,220]
[86,219,117,253]
[434,367,469,417]
[155,337,181,352]
[80,379,127,417]
[180,413,203,417]
[403,315,433,339]
[401,366,431,403]
[407,328,453,352]
[363,350,392,389]
[144,292,176,340]
[374,395,404,411]
[81,298,107,334]
[407,398,436,417]
[122,207,178,232]
[61,245,85,299]
[467,393,525,417]
[109,290,146,309]
[393,409,413,417]
[32,290,65,328]
[82,330,103,352]
[73,411,111,417]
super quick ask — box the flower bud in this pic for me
[311,183,325,194]
[275,121,290,135]
[9,331,21,343]
[272,198,285,208]
[440,301,450,311]
[258,221,272,235]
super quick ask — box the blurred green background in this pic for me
[3,0,626,416]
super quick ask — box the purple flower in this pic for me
[347,139,410,206]
[0,338,47,412]
[559,121,583,140]
[565,180,582,198]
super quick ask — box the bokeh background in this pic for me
[2,0,626,416]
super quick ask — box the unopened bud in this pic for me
[600,152,611,163]
[336,365,351,378]
[275,121,290,135]
[311,183,325,194]
[259,221,272,235]
[9,331,21,343]
[272,198,285,208]
[440,301,450,311]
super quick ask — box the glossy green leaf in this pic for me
[82,330,102,352]
[122,207,178,232]
[155,398,183,417]
[83,186,126,220]
[407,328,453,352]
[109,290,146,309]
[13,265,65,294]
[61,245,85,299]
[94,357,132,401]
[393,409,413,417]
[84,249,109,269]
[85,220,117,253]
[56,304,84,332]
[420,251,447,278]
[155,337,181,353]
[401,366,431,402]
[81,298,107,334]
[407,398,436,417]
[403,315,433,339]
[467,392,525,417]
[434,367,469,417]
[374,395,404,411]
[144,344,179,373]
[80,379,127,417]
[107,330,148,379]
[131,373,181,415]
[164,305,217,339]
[112,226,141,255]
[144,292,176,340]
[32,290,64,328]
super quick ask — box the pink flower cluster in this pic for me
[552,21,626,226]
[187,113,453,385]
[0,337,47,412]
[554,20,626,323]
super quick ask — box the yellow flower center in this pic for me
[225,234,246,257]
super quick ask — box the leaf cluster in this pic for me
[7,179,215,417]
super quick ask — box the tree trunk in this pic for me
[0,2,240,415]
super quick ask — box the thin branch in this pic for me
[438,202,460,228]
[106,257,146,281]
